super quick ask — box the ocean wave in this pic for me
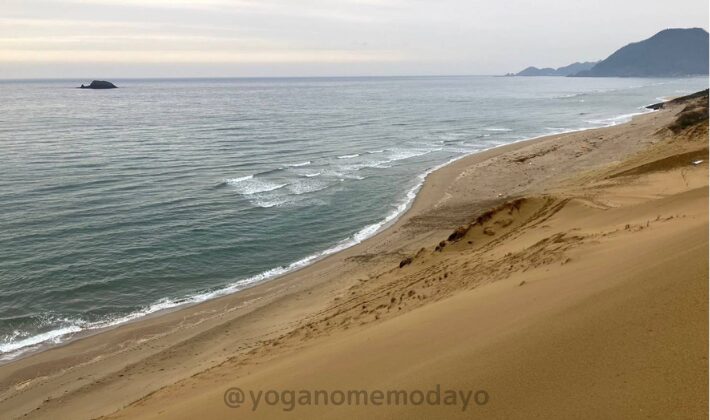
[225,174,253,183]
[339,174,365,181]
[253,167,285,177]
[287,179,330,195]
[315,169,365,180]
[337,153,360,159]
[437,132,462,142]
[336,161,384,172]
[386,148,440,162]
[483,127,512,132]
[224,176,288,195]
[554,92,588,99]
[334,148,439,173]
[249,196,289,208]
[585,110,650,127]
[0,325,83,357]
[284,161,311,167]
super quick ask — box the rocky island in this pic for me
[80,80,117,89]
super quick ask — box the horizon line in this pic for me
[0,74,506,81]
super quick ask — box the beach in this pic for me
[0,91,707,419]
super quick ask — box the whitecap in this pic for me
[337,161,386,172]
[225,174,253,183]
[288,179,330,195]
[284,161,311,167]
[385,148,439,162]
[224,176,288,195]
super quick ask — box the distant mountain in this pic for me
[515,61,597,76]
[555,61,600,76]
[574,28,709,77]
[516,66,556,76]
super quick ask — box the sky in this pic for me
[0,0,708,78]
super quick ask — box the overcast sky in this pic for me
[1,0,707,78]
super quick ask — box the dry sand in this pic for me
[0,93,707,419]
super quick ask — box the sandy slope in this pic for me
[0,93,707,419]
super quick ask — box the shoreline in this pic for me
[0,103,657,363]
[0,92,706,419]
[111,89,706,420]
[0,102,660,363]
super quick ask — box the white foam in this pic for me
[284,161,311,167]
[226,174,253,183]
[0,324,83,355]
[483,127,512,132]
[385,148,440,162]
[225,176,288,195]
[250,198,284,208]
[337,161,387,172]
[337,154,360,159]
[585,110,649,127]
[288,179,330,195]
[332,148,439,175]
[556,93,580,98]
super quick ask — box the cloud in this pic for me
[0,48,407,64]
[0,0,707,77]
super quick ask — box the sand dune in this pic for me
[0,92,707,419]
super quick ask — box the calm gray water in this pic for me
[0,76,707,359]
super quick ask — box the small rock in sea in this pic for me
[80,80,118,89]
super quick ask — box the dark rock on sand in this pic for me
[447,225,470,242]
[646,89,710,110]
[399,257,413,268]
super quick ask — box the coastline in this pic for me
[0,128,539,363]
[0,94,707,419]
[0,103,656,362]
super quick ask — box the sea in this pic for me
[0,75,707,360]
